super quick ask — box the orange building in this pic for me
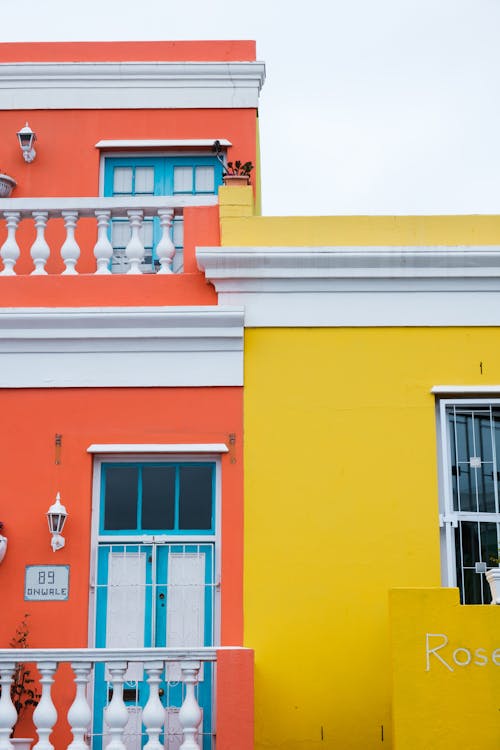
[0,40,263,750]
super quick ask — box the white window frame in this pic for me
[437,396,500,594]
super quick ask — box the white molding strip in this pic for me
[197,245,500,327]
[87,443,228,453]
[0,306,244,387]
[95,139,232,149]
[431,386,500,395]
[0,61,266,110]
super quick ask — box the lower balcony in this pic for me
[0,647,253,750]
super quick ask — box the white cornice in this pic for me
[87,443,229,453]
[197,245,500,327]
[0,306,244,387]
[0,61,265,110]
[95,139,232,149]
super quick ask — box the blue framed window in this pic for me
[103,156,223,273]
[100,462,215,535]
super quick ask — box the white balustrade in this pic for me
[0,648,218,750]
[0,212,20,276]
[0,195,218,276]
[179,662,202,750]
[0,663,17,750]
[67,662,92,750]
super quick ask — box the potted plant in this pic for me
[486,550,500,604]
[9,615,40,750]
[212,141,253,186]
[0,521,7,564]
[0,172,16,198]
[222,160,253,187]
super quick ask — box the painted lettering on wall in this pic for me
[426,633,500,672]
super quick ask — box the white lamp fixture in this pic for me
[17,122,37,163]
[47,492,68,552]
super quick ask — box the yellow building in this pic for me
[198,192,500,749]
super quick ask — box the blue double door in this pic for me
[93,461,217,749]
[103,156,223,273]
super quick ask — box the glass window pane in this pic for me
[462,568,483,605]
[113,167,133,194]
[111,221,130,249]
[459,521,479,567]
[179,465,213,530]
[480,522,499,567]
[140,221,154,249]
[173,217,184,248]
[195,167,215,193]
[174,167,193,193]
[142,467,175,530]
[135,167,154,194]
[104,467,138,530]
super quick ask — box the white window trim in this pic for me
[436,395,500,589]
[87,443,228,454]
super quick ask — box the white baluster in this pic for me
[125,210,144,274]
[33,661,57,750]
[142,661,164,750]
[67,663,92,750]
[179,662,202,750]
[156,209,175,274]
[103,662,128,750]
[93,210,113,275]
[1,212,21,275]
[60,211,80,275]
[0,663,16,750]
[30,211,50,275]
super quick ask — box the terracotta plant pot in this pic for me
[222,174,250,187]
[485,568,500,604]
[0,173,16,197]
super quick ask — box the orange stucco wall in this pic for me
[0,386,243,648]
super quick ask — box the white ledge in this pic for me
[431,386,500,395]
[197,245,500,327]
[0,195,218,216]
[0,61,266,110]
[0,306,244,387]
[88,443,229,454]
[95,139,232,149]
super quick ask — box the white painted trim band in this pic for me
[95,139,232,149]
[0,306,244,387]
[87,443,228,453]
[431,386,500,395]
[197,245,500,327]
[0,61,266,110]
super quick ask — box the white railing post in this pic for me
[94,210,113,274]
[179,661,202,750]
[0,663,16,750]
[1,212,21,276]
[32,661,57,750]
[67,662,92,750]
[142,661,165,750]
[103,662,128,750]
[30,212,50,275]
[125,210,145,274]
[60,211,80,275]
[156,209,175,274]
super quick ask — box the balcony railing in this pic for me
[0,647,221,750]
[0,196,218,276]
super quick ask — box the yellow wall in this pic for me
[390,588,500,749]
[243,327,500,749]
[243,327,500,748]
[217,194,500,748]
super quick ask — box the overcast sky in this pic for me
[1,0,499,216]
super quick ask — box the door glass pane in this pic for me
[113,167,133,194]
[104,467,138,530]
[173,167,193,193]
[195,167,215,193]
[179,466,213,530]
[142,466,176,529]
[135,167,154,194]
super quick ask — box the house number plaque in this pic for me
[24,565,70,601]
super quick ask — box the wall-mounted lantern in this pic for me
[0,521,7,564]
[47,493,68,552]
[17,122,37,163]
